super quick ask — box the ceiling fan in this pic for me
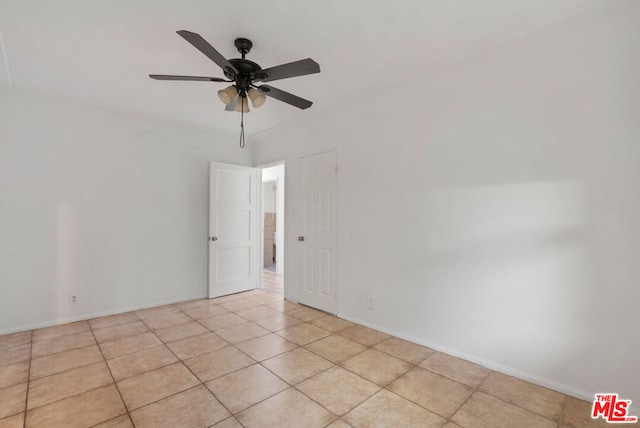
[149,30,321,147]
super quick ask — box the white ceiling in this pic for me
[0,0,601,136]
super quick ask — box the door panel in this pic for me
[298,151,337,313]
[218,170,252,204]
[209,162,258,298]
[319,248,331,295]
[216,247,251,281]
[218,210,251,241]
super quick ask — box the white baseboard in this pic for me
[0,294,207,336]
[337,313,639,414]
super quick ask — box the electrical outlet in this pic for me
[69,294,79,305]
[367,297,374,310]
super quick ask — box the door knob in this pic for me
[210,236,218,241]
[298,236,304,241]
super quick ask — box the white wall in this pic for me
[262,164,285,275]
[252,1,640,404]
[0,88,251,334]
[262,181,277,213]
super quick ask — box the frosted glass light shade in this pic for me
[217,86,237,105]
[247,88,267,108]
[235,96,250,113]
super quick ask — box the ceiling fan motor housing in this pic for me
[225,38,268,88]
[227,59,263,78]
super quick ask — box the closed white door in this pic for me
[209,162,259,298]
[298,151,337,313]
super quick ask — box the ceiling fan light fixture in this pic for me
[217,85,237,105]
[247,88,267,108]
[235,96,250,113]
[150,31,321,148]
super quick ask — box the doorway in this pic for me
[261,163,285,294]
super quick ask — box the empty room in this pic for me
[0,0,638,427]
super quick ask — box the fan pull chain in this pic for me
[239,97,245,148]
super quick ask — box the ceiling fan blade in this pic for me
[176,30,238,74]
[225,95,238,111]
[149,74,228,82]
[258,58,320,82]
[256,85,313,109]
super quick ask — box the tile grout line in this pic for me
[22,330,33,428]
[249,320,383,416]
[105,352,178,383]
[249,329,378,422]
[257,329,437,424]
[446,371,494,426]
[438,369,563,425]
[557,392,571,425]
[372,345,555,424]
[177,295,345,423]
[27,328,94,360]
[299,335,468,423]
[341,344,509,425]
[385,362,461,423]
[88,322,135,426]
[337,345,418,420]
[177,296,293,425]
[26,343,102,381]
[290,367,361,423]
[125,384,225,425]
[234,339,301,363]
[387,350,482,423]
[215,357,328,422]
[300,317,570,424]
[80,288,283,425]
[98,334,162,361]
[17,371,119,414]
[461,380,562,424]
[143,304,240,422]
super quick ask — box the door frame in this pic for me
[262,178,277,269]
[255,159,286,292]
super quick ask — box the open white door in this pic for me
[209,162,259,298]
[298,151,337,314]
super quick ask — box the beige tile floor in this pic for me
[0,272,608,427]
